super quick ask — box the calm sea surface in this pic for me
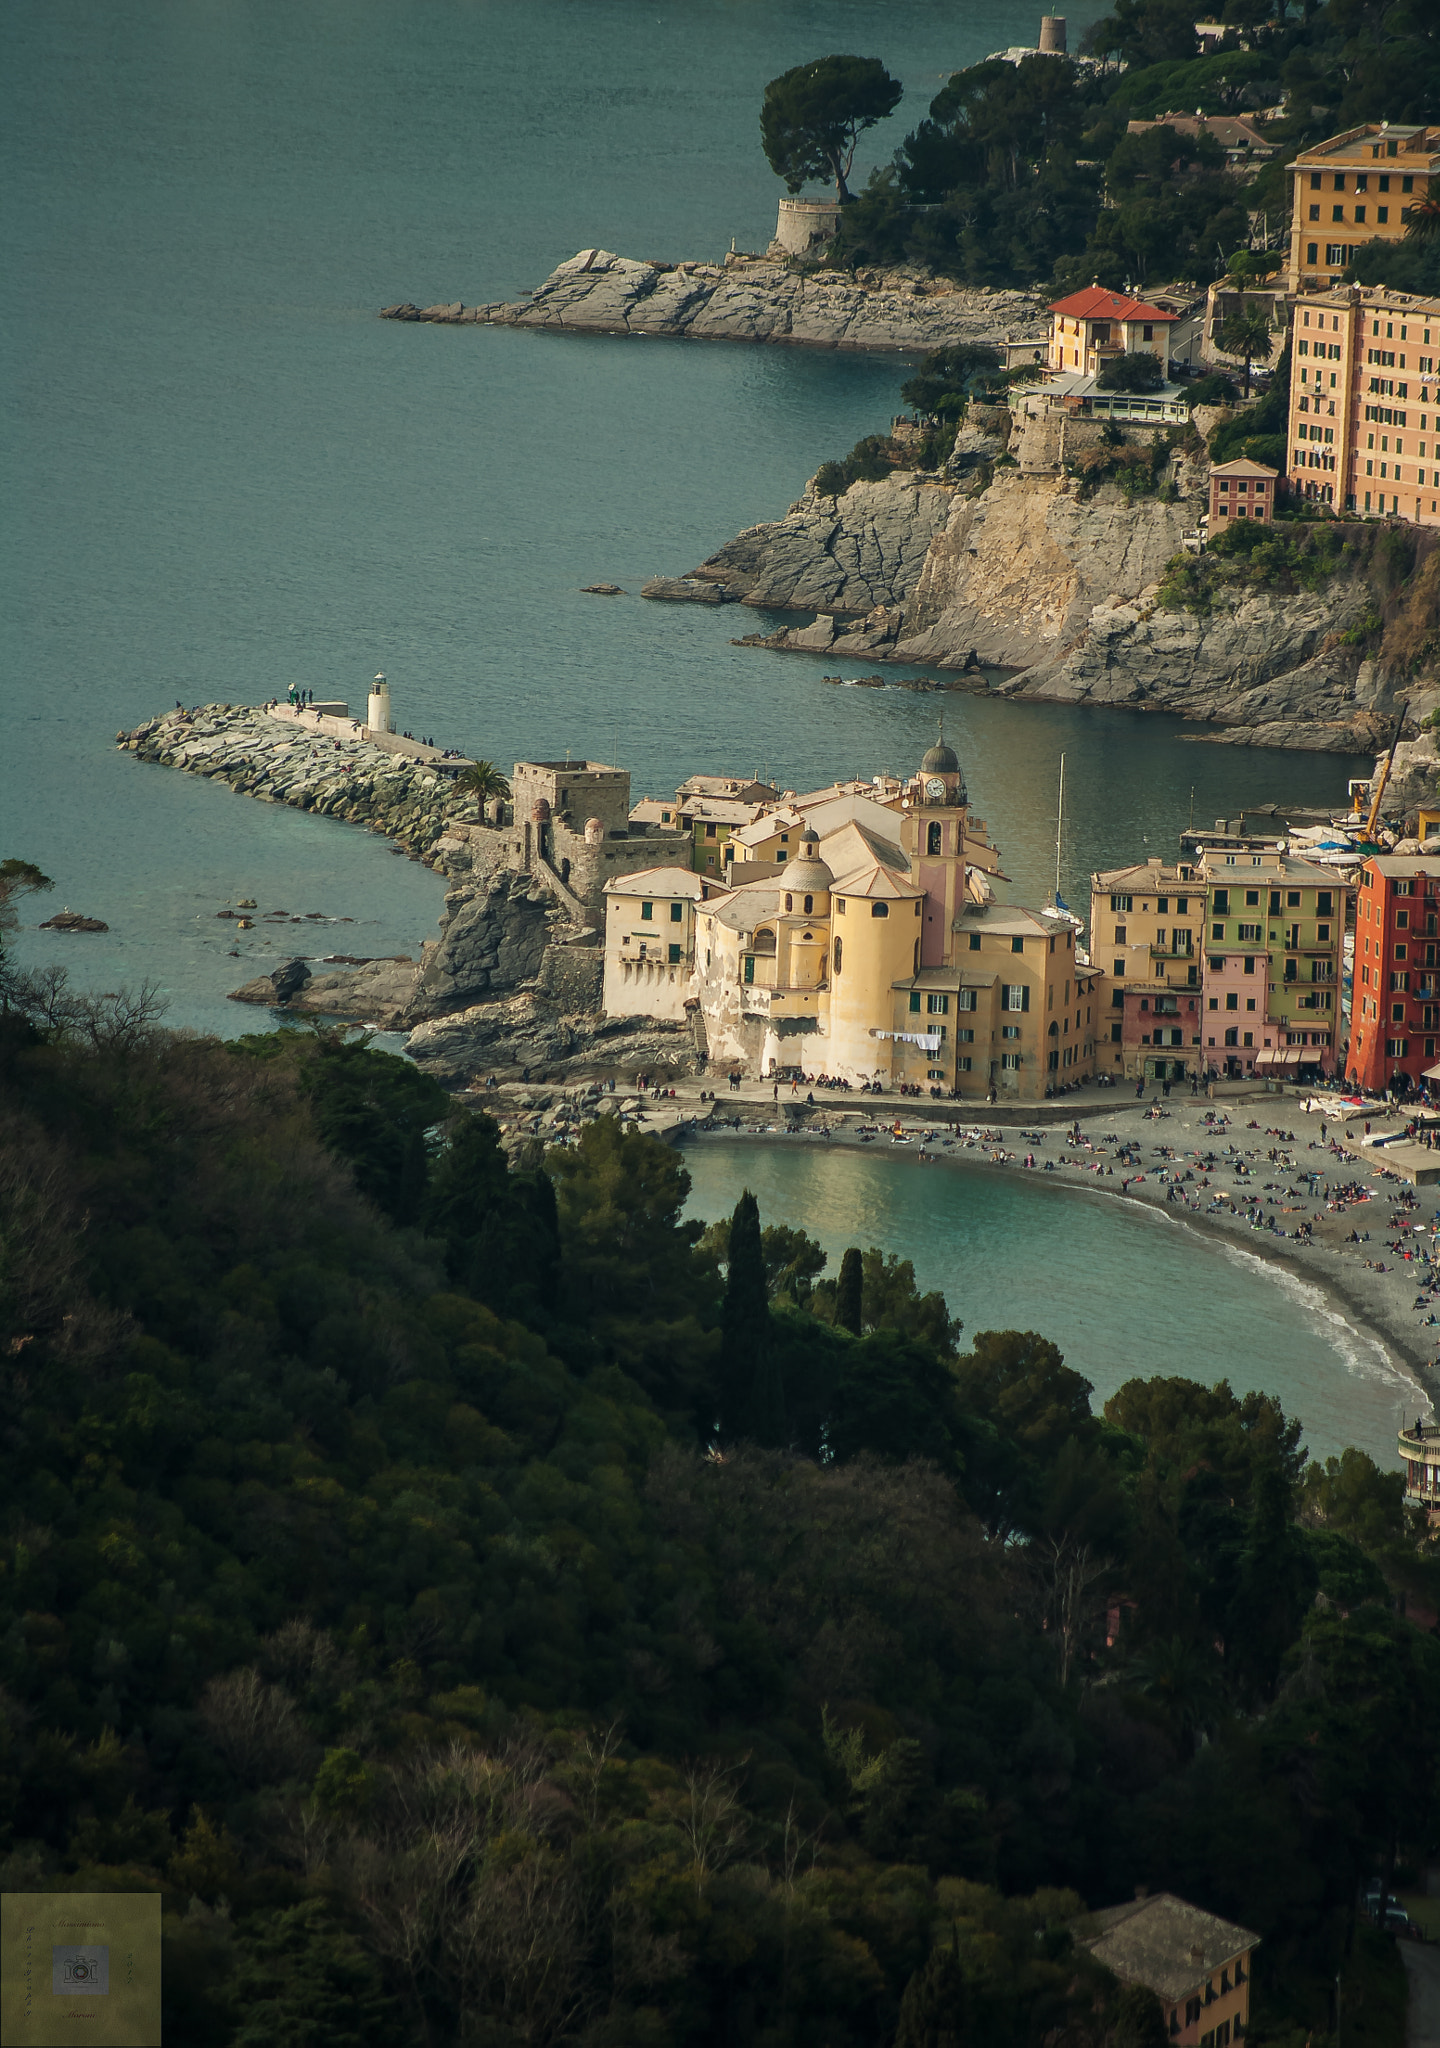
[3,0,1368,1032]
[3,0,1408,1454]
[681,1138,1420,1468]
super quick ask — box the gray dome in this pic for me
[784,828,833,894]
[921,738,960,775]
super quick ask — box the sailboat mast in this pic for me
[1054,752,1065,904]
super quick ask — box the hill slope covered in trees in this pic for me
[1,1006,1437,2046]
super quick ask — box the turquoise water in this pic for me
[680,1137,1420,1468]
[1,0,1369,1035]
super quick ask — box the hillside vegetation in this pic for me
[0,992,1437,2046]
[827,0,1440,294]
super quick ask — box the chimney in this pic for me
[1039,14,1066,52]
[1190,1946,1205,1965]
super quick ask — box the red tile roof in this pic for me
[1048,286,1177,323]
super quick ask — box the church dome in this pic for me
[783,826,833,894]
[921,737,960,775]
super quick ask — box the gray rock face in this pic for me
[670,465,1408,751]
[407,991,696,1087]
[640,577,730,604]
[1006,584,1394,749]
[383,250,1048,355]
[684,475,955,616]
[408,868,559,1020]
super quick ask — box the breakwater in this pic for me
[118,706,475,866]
[382,248,1047,354]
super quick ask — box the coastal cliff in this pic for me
[659,462,1414,754]
[382,248,1047,354]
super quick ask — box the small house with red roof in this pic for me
[1047,286,1177,380]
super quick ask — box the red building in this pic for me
[1348,855,1440,1094]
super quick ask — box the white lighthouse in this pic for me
[367,673,393,735]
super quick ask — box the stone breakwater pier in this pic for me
[119,705,475,865]
[382,248,1047,354]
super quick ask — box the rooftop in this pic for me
[604,867,706,900]
[1048,285,1178,324]
[1294,122,1440,166]
[1093,859,1193,888]
[1210,457,1280,478]
[1077,1893,1260,2004]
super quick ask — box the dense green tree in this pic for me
[895,1932,969,2046]
[761,55,903,202]
[229,1900,398,2047]
[835,1245,864,1334]
[1097,350,1165,393]
[719,1189,774,1443]
[1219,308,1275,396]
[901,345,1002,418]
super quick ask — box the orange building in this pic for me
[1287,283,1440,521]
[1347,854,1440,1095]
[1078,1893,1259,2048]
[1287,122,1440,294]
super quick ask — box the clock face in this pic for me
[925,777,947,801]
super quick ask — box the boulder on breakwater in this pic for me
[382,249,1047,355]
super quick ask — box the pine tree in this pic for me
[720,1190,770,1439]
[895,1935,968,2048]
[835,1245,864,1335]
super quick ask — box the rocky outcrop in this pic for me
[674,475,956,616]
[406,991,696,1087]
[663,464,1412,751]
[1005,584,1394,749]
[120,706,474,862]
[382,249,1047,354]
[38,911,109,932]
[409,869,561,1019]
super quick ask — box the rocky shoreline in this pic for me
[654,461,1406,756]
[119,706,700,1084]
[381,248,1047,354]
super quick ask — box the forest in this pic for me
[0,974,1438,2045]
[826,0,1440,293]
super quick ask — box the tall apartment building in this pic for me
[1090,858,1205,1085]
[1200,846,1345,1080]
[1347,854,1440,1094]
[1287,122,1439,294]
[1287,283,1440,520]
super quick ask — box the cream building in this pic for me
[602,867,708,1023]
[619,736,1096,1100]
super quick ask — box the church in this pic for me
[604,735,1101,1101]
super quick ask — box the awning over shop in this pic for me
[1254,1048,1303,1070]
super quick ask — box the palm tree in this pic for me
[1219,308,1275,397]
[1405,195,1440,242]
[458,759,510,805]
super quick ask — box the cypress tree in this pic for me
[895,1935,968,2048]
[835,1245,864,1335]
[720,1190,769,1438]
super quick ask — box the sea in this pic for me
[3,0,1418,1457]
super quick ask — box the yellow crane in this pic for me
[1359,701,1409,843]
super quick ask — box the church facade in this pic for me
[604,739,1100,1101]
